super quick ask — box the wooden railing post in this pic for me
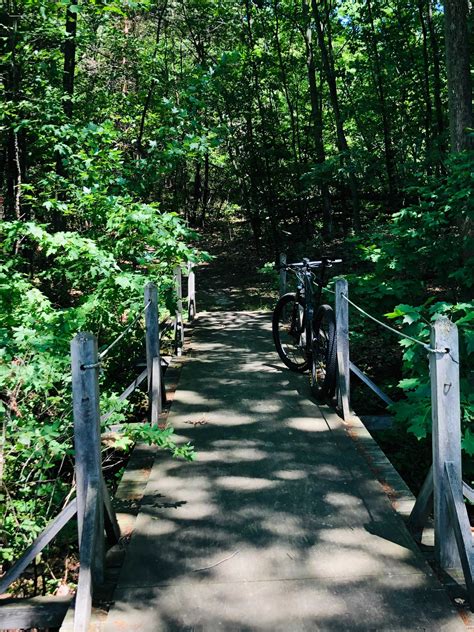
[335,278,350,420]
[279,253,287,297]
[431,317,462,569]
[144,282,162,425]
[71,333,104,630]
[174,266,184,356]
[187,262,196,321]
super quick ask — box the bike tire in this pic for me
[272,293,309,372]
[310,304,337,399]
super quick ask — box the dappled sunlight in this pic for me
[134,516,179,537]
[105,311,463,631]
[274,469,306,480]
[286,417,330,432]
[198,446,268,463]
[215,475,279,491]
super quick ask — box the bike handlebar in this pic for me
[281,258,342,270]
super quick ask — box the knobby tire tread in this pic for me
[272,293,308,373]
[310,304,337,399]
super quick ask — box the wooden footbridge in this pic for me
[1,265,473,631]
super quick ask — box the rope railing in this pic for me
[0,266,199,632]
[331,276,474,609]
[82,301,152,370]
[98,300,151,361]
[323,283,447,353]
[339,292,447,355]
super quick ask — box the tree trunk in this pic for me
[302,0,332,236]
[418,0,433,166]
[137,2,168,154]
[427,1,445,142]
[365,0,398,206]
[244,0,279,249]
[63,1,78,119]
[192,160,201,225]
[444,0,473,152]
[200,153,210,227]
[311,0,361,231]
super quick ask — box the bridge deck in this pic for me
[105,311,463,631]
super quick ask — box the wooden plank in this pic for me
[144,282,165,417]
[187,262,196,321]
[349,361,394,407]
[100,368,148,423]
[0,595,71,630]
[174,266,184,356]
[407,465,433,540]
[445,461,474,606]
[463,481,474,503]
[144,283,160,396]
[102,478,120,545]
[151,356,162,426]
[279,253,287,297]
[70,333,104,585]
[74,480,98,632]
[0,499,77,594]
[431,318,461,569]
[335,278,350,419]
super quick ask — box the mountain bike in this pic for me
[272,257,341,399]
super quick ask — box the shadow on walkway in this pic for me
[104,312,463,631]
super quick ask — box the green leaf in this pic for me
[398,378,420,390]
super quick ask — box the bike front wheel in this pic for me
[272,293,309,372]
[310,304,337,399]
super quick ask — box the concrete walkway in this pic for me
[105,311,464,631]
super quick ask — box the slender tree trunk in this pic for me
[122,16,130,95]
[365,0,398,206]
[243,0,279,249]
[63,1,78,119]
[418,0,433,166]
[192,160,201,225]
[137,2,168,154]
[444,0,473,152]
[302,0,332,236]
[274,1,298,166]
[3,10,21,220]
[200,153,210,227]
[13,131,21,218]
[311,0,360,230]
[427,0,445,142]
[274,1,304,219]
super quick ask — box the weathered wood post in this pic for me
[431,317,462,569]
[174,265,184,356]
[70,333,104,629]
[279,253,287,297]
[335,278,350,420]
[187,262,196,321]
[144,282,162,425]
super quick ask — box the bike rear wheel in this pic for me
[272,293,308,372]
[310,304,337,399]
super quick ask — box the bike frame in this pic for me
[292,259,330,358]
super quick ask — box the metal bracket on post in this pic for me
[174,266,184,356]
[335,278,350,420]
[279,253,287,297]
[187,262,196,321]
[144,282,163,425]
